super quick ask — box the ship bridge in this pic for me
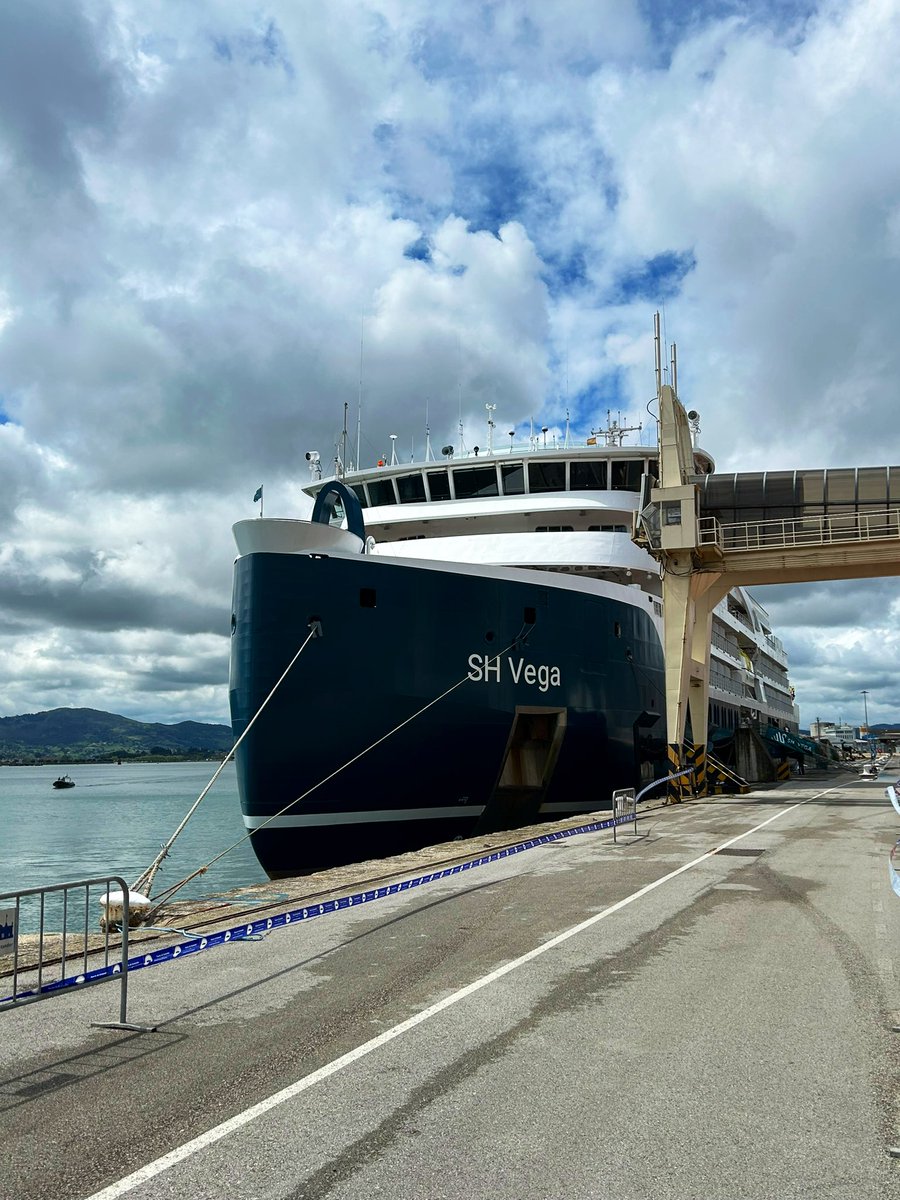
[634,382,900,799]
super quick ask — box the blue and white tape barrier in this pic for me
[3,806,639,1004]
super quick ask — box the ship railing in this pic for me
[0,875,152,1031]
[698,508,900,553]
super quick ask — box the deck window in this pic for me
[610,459,644,492]
[350,485,368,509]
[397,473,426,503]
[501,462,525,495]
[528,461,566,493]
[453,466,499,498]
[367,478,397,507]
[426,470,451,501]
[571,461,608,490]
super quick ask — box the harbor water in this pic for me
[0,761,268,931]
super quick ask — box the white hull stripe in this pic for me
[243,805,485,829]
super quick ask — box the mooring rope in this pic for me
[131,623,320,898]
[140,628,530,919]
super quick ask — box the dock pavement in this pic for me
[2,767,900,1200]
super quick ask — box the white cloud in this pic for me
[1,0,899,731]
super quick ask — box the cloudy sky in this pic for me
[1,0,899,729]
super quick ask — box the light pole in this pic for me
[861,689,870,728]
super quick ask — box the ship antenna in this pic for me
[485,402,496,454]
[356,315,364,471]
[425,398,435,461]
[340,401,349,479]
[457,331,465,456]
[389,433,398,465]
[564,407,570,448]
[671,342,678,397]
[653,311,662,397]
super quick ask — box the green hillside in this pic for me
[0,707,233,764]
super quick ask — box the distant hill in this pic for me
[0,707,233,764]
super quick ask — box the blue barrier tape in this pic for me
[2,807,639,1003]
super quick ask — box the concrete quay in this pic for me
[2,770,899,1200]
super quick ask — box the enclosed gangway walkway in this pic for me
[634,383,900,798]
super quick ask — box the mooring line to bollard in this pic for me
[1,804,643,1004]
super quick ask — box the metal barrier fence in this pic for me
[0,875,152,1031]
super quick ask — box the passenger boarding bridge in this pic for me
[634,380,900,800]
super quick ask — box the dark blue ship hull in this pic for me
[229,552,666,877]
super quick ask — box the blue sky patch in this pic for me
[611,250,695,303]
[209,21,292,75]
[403,236,432,263]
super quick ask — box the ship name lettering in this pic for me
[467,654,561,693]
[468,653,501,682]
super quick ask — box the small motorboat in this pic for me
[860,763,879,780]
[52,775,76,789]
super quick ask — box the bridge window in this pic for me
[368,478,397,507]
[453,466,499,498]
[825,469,855,509]
[535,525,574,531]
[761,472,797,519]
[858,467,889,507]
[610,460,644,491]
[700,475,736,523]
[528,461,566,493]
[571,461,608,490]
[426,470,451,501]
[733,472,766,521]
[501,462,525,495]
[798,471,825,512]
[891,467,900,504]
[350,485,368,509]
[397,473,426,503]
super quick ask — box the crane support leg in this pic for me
[663,566,726,802]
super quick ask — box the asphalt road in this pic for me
[2,772,899,1200]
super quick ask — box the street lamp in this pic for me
[861,689,870,728]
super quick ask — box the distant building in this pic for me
[809,720,858,748]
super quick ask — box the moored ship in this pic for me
[229,403,798,878]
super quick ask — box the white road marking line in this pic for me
[86,786,837,1199]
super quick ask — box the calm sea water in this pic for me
[0,761,268,930]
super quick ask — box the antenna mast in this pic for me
[654,311,662,397]
[485,403,496,455]
[356,316,364,471]
[340,401,349,479]
[425,398,435,461]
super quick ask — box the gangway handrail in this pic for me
[698,507,900,554]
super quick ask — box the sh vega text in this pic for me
[467,653,561,693]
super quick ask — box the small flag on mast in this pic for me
[253,486,263,503]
